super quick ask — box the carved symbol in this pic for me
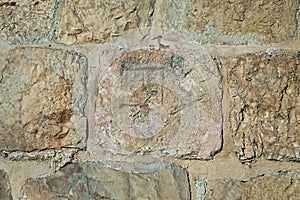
[89,28,222,159]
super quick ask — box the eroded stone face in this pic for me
[208,172,300,200]
[89,29,223,159]
[164,0,298,44]
[227,51,300,162]
[57,0,154,44]
[0,0,57,44]
[0,47,87,151]
[21,162,190,200]
[0,169,12,200]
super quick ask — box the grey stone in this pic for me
[0,169,12,200]
[21,162,191,200]
[0,0,57,44]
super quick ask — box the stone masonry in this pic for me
[0,0,300,199]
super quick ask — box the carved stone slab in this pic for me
[88,28,222,159]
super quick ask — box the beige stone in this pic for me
[0,47,87,151]
[164,0,298,44]
[0,0,57,44]
[227,50,300,161]
[57,0,154,44]
[88,29,223,159]
[21,162,190,200]
[242,173,300,200]
[0,169,12,200]
[208,172,300,200]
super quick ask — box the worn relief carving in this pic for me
[88,28,223,159]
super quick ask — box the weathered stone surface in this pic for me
[227,50,300,162]
[164,0,298,44]
[88,29,222,159]
[0,169,12,200]
[21,162,190,200]
[208,172,300,200]
[208,179,242,200]
[57,0,154,44]
[0,47,87,151]
[0,0,57,44]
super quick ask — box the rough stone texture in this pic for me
[89,29,223,159]
[208,172,300,200]
[0,0,57,44]
[165,0,298,44]
[195,179,207,200]
[21,162,190,200]
[208,179,243,200]
[227,50,300,162]
[0,47,87,151]
[57,0,154,44]
[0,169,12,200]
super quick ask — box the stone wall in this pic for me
[0,0,300,199]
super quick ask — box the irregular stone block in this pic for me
[0,47,88,151]
[0,0,57,44]
[57,0,154,44]
[208,172,300,200]
[88,29,223,159]
[21,162,190,200]
[164,0,298,44]
[227,51,300,161]
[0,169,12,200]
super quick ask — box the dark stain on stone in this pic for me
[0,2,16,6]
[48,109,73,124]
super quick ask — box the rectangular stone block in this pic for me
[21,162,190,200]
[227,50,300,161]
[0,0,57,44]
[208,172,300,200]
[57,0,154,44]
[0,47,88,151]
[164,0,298,44]
[89,30,223,159]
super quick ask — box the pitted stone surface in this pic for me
[0,0,57,44]
[0,47,87,151]
[21,162,190,200]
[227,51,300,162]
[89,29,223,159]
[164,0,298,44]
[0,169,12,200]
[57,0,154,44]
[208,172,300,200]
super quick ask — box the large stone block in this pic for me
[0,0,57,44]
[164,0,298,44]
[208,172,300,200]
[88,29,223,159]
[227,50,300,161]
[0,169,12,200]
[21,162,190,200]
[0,47,88,151]
[57,0,154,44]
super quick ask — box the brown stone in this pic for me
[0,169,12,200]
[0,0,57,44]
[21,162,190,200]
[242,173,300,200]
[0,47,88,151]
[164,0,298,44]
[227,50,300,161]
[209,172,300,200]
[57,0,154,44]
